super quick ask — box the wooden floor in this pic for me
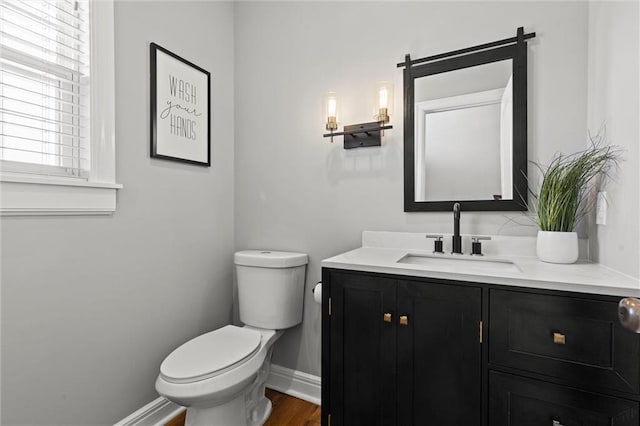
[264,389,321,426]
[165,389,321,426]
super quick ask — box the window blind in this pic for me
[0,0,90,178]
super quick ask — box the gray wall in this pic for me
[234,1,591,377]
[0,2,235,424]
[587,1,640,278]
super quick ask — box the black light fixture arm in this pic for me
[324,122,393,149]
[322,124,393,139]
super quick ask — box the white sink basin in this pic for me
[397,253,521,273]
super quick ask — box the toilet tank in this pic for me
[234,250,308,330]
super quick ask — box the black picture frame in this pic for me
[150,43,211,166]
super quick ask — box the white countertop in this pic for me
[321,231,640,298]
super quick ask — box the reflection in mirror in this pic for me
[414,60,513,202]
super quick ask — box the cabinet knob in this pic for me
[383,313,392,323]
[553,332,566,345]
[399,315,409,326]
[619,298,640,333]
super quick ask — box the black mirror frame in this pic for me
[402,29,531,212]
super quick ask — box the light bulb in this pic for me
[374,82,393,124]
[324,92,339,132]
[327,96,337,117]
[379,86,389,109]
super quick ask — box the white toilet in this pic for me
[155,250,308,426]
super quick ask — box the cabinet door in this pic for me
[329,272,397,426]
[397,280,482,425]
[489,371,639,426]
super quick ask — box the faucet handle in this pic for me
[470,235,491,256]
[426,234,444,254]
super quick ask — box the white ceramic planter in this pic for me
[536,231,579,264]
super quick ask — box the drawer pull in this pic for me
[383,313,392,323]
[399,315,409,326]
[553,332,566,345]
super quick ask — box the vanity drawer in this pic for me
[489,289,640,395]
[489,371,639,426]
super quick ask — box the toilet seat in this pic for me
[160,325,261,384]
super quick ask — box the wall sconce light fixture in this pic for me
[323,82,393,149]
[324,92,339,139]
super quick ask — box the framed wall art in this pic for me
[150,43,211,166]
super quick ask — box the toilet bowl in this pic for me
[155,250,308,426]
[155,325,282,425]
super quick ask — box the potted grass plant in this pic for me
[533,141,620,264]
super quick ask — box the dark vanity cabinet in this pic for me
[321,269,640,426]
[489,290,640,425]
[322,270,482,426]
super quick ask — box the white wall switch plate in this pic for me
[596,191,607,225]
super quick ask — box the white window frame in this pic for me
[0,0,121,216]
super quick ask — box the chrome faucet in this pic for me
[452,202,462,254]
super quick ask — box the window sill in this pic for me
[1,175,123,216]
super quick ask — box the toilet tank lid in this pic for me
[234,250,308,268]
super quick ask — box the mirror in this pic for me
[402,29,532,212]
[414,60,512,202]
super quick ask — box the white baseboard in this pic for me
[266,364,321,406]
[114,396,184,426]
[114,364,320,426]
